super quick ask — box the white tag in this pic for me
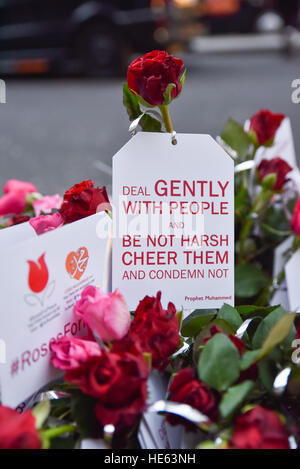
[81,439,109,449]
[271,237,292,310]
[286,249,300,312]
[139,371,182,449]
[0,212,112,407]
[113,133,234,311]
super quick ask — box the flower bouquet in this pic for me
[0,50,300,451]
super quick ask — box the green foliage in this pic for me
[71,393,100,439]
[221,118,252,159]
[198,334,240,392]
[181,309,217,337]
[235,264,268,298]
[219,381,255,419]
[217,304,243,331]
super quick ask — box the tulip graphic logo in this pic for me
[25,253,55,306]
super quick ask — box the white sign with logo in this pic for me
[113,132,234,312]
[286,249,300,312]
[0,213,111,407]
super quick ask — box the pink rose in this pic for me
[3,179,37,195]
[50,336,101,370]
[0,192,27,216]
[291,197,300,236]
[74,286,131,342]
[0,179,38,216]
[33,194,62,217]
[29,212,64,235]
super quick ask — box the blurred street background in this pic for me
[0,0,300,195]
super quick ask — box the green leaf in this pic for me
[252,307,296,350]
[236,305,278,317]
[181,309,217,337]
[258,313,296,360]
[163,83,176,105]
[235,264,268,298]
[258,358,278,392]
[241,350,261,370]
[180,68,187,88]
[217,304,243,331]
[32,400,51,430]
[140,113,162,132]
[123,83,141,121]
[198,334,240,392]
[235,184,251,219]
[219,381,255,419]
[71,393,100,439]
[221,118,252,159]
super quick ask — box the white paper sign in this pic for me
[271,237,292,310]
[0,221,36,247]
[286,249,300,312]
[0,212,112,407]
[113,133,234,311]
[139,371,182,450]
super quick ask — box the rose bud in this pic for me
[50,336,101,370]
[231,406,290,449]
[249,110,285,146]
[291,197,300,236]
[3,179,37,195]
[128,291,180,371]
[29,212,64,235]
[127,50,185,107]
[65,348,149,429]
[0,405,41,449]
[257,158,292,191]
[74,286,131,343]
[59,180,111,224]
[166,368,217,431]
[0,179,38,216]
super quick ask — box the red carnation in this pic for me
[127,50,184,106]
[257,157,292,191]
[0,405,40,449]
[60,180,111,223]
[249,110,285,146]
[127,291,180,371]
[65,348,149,429]
[291,197,300,236]
[231,406,290,449]
[166,368,217,431]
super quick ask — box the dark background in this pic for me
[0,0,300,196]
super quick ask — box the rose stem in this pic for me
[159,105,174,133]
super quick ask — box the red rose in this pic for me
[0,405,40,449]
[127,50,184,106]
[127,291,180,371]
[65,348,149,429]
[231,406,290,449]
[166,368,217,431]
[249,110,285,146]
[291,197,300,236]
[60,180,111,223]
[257,158,292,191]
[8,215,31,226]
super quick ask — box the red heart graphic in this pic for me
[66,247,89,280]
